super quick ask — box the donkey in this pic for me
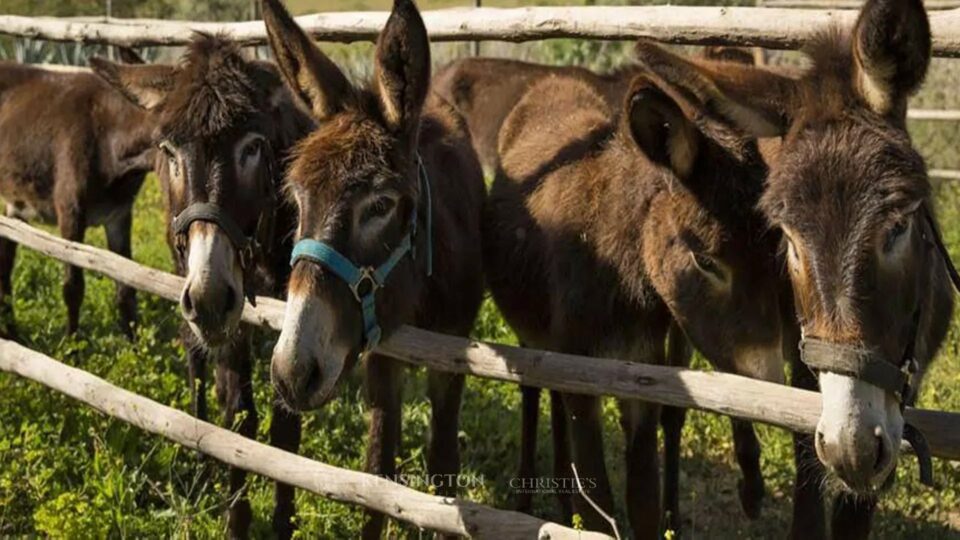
[91,35,313,538]
[486,47,789,535]
[260,0,484,536]
[437,52,781,530]
[631,0,956,537]
[0,58,154,340]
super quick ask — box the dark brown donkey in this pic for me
[261,0,484,536]
[632,0,956,537]
[435,53,778,531]
[91,35,313,538]
[485,54,788,536]
[0,59,154,339]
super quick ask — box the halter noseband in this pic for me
[170,142,278,307]
[289,154,433,352]
[798,205,960,487]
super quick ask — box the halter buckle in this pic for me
[350,267,381,302]
[238,240,256,271]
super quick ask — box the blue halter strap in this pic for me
[290,154,432,351]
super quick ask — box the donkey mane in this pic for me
[160,33,272,142]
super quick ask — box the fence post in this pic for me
[472,0,481,56]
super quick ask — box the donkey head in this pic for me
[262,0,430,410]
[638,0,942,492]
[93,35,308,348]
[623,68,785,383]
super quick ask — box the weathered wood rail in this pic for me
[0,338,609,539]
[2,6,960,57]
[0,216,957,461]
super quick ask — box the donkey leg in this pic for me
[549,390,573,522]
[182,325,210,421]
[427,370,465,499]
[56,206,85,336]
[661,405,686,534]
[620,399,662,540]
[516,385,540,513]
[0,231,18,340]
[562,393,614,533]
[830,493,876,540]
[270,397,302,540]
[105,209,137,339]
[215,337,258,539]
[788,349,827,540]
[362,354,402,540]
[791,432,826,540]
[662,322,690,533]
[731,419,765,519]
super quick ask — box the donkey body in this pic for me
[262,0,484,537]
[433,58,629,173]
[486,63,786,537]
[633,0,954,537]
[92,36,313,538]
[0,62,154,339]
[438,54,783,530]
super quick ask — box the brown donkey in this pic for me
[485,54,788,536]
[633,0,956,537]
[91,35,313,538]
[436,54,779,530]
[0,59,154,339]
[261,0,484,537]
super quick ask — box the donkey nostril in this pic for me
[303,361,322,395]
[180,286,196,318]
[873,426,888,474]
[223,285,237,316]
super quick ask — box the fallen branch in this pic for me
[0,339,607,539]
[0,215,957,461]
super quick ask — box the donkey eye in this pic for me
[240,138,263,166]
[883,219,910,253]
[691,252,728,283]
[159,142,179,175]
[361,197,396,223]
[786,238,800,269]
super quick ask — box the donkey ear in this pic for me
[89,58,176,110]
[625,76,700,180]
[115,46,145,65]
[374,0,430,137]
[634,41,794,138]
[261,0,354,121]
[852,0,930,117]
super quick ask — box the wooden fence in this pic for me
[1,216,958,462]
[757,0,960,9]
[0,338,609,539]
[2,6,960,56]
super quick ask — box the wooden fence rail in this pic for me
[2,6,960,57]
[0,339,608,539]
[0,216,958,462]
[758,0,960,9]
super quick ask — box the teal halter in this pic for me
[290,154,432,351]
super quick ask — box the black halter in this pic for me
[798,205,960,487]
[170,143,278,307]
